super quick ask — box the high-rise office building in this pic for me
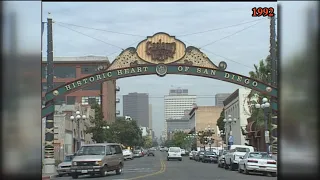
[149,104,152,129]
[123,92,149,127]
[215,93,232,106]
[164,88,196,139]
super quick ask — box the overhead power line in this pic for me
[55,21,146,38]
[199,19,265,49]
[177,19,264,37]
[56,23,124,50]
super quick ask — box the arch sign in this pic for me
[42,32,278,117]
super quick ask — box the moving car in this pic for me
[238,152,277,177]
[202,151,218,163]
[167,147,182,161]
[225,145,254,170]
[70,143,124,179]
[147,149,155,156]
[189,151,197,160]
[218,150,229,168]
[122,149,133,160]
[133,149,143,158]
[159,146,165,151]
[181,149,186,156]
[57,154,74,177]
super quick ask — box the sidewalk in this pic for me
[42,167,58,180]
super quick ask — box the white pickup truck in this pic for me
[224,145,254,170]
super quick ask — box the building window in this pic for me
[55,96,65,105]
[54,66,76,78]
[81,66,98,74]
[81,96,100,105]
[82,83,101,90]
[66,96,76,105]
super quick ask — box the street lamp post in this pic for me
[255,97,271,153]
[70,111,86,152]
[223,115,237,150]
[204,126,214,151]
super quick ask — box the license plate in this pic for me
[81,170,88,173]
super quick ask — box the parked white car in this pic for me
[181,149,186,156]
[122,149,133,160]
[167,147,182,161]
[238,151,277,177]
[225,145,254,170]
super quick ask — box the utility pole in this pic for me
[269,15,277,154]
[43,15,55,174]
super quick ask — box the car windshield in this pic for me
[205,151,216,155]
[248,153,270,159]
[235,147,250,152]
[169,147,180,152]
[77,146,105,155]
[64,155,74,162]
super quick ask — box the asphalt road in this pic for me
[53,151,277,180]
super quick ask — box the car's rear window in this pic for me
[169,147,180,152]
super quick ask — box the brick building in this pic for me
[42,56,119,123]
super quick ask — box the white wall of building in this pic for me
[140,127,149,137]
[164,95,196,139]
[224,88,251,145]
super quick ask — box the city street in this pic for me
[52,151,277,180]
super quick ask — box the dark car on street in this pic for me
[194,150,205,162]
[147,149,155,156]
[202,151,218,163]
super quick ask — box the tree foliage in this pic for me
[172,131,188,148]
[85,103,109,143]
[109,117,143,147]
[216,109,225,131]
[142,136,153,148]
[85,108,143,146]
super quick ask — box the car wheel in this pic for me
[100,165,108,177]
[116,163,123,175]
[58,174,63,177]
[179,158,182,161]
[218,163,221,168]
[271,172,277,177]
[71,173,78,179]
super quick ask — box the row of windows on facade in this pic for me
[225,103,239,117]
[41,65,103,79]
[43,96,101,105]
[42,82,102,92]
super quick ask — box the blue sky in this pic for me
[42,2,311,137]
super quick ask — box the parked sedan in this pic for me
[194,150,205,162]
[218,150,229,168]
[202,151,218,163]
[122,149,133,160]
[147,149,155,156]
[57,154,74,177]
[189,151,197,160]
[133,150,143,158]
[238,152,277,177]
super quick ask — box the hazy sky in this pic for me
[42,2,310,137]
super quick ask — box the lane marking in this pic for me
[127,160,166,180]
